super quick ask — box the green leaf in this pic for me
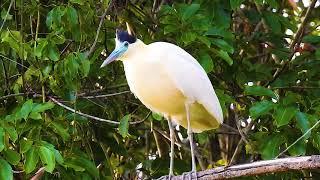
[230,0,245,10]
[274,106,297,127]
[288,139,306,156]
[0,158,13,180]
[197,36,211,47]
[66,6,78,26]
[261,135,284,159]
[80,59,91,77]
[38,146,55,173]
[264,12,281,33]
[216,49,233,65]
[53,149,64,165]
[118,115,130,138]
[32,102,55,113]
[295,112,311,139]
[302,35,320,43]
[181,4,200,21]
[34,39,48,57]
[20,138,33,153]
[3,149,20,165]
[211,38,234,54]
[25,147,39,173]
[29,112,42,120]
[315,49,320,60]
[152,112,163,121]
[66,156,99,177]
[1,8,13,20]
[50,121,70,141]
[244,85,277,99]
[19,99,33,120]
[0,127,5,152]
[199,53,214,73]
[250,100,274,119]
[5,126,18,142]
[312,132,320,151]
[47,44,60,61]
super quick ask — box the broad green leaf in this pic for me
[53,149,64,165]
[66,6,78,26]
[0,158,13,180]
[25,147,39,173]
[244,85,277,99]
[216,49,233,65]
[34,39,48,57]
[80,59,91,77]
[29,112,42,120]
[39,146,55,173]
[32,102,55,113]
[210,38,234,53]
[19,99,33,120]
[197,36,211,47]
[1,8,13,20]
[181,4,200,21]
[66,156,99,177]
[20,138,33,153]
[230,0,245,10]
[0,128,5,152]
[302,35,320,43]
[199,53,214,73]
[206,27,234,39]
[50,121,70,141]
[295,112,311,139]
[261,135,284,159]
[48,44,60,61]
[119,115,130,138]
[288,139,306,156]
[264,12,281,33]
[5,126,18,142]
[3,149,20,165]
[274,106,297,127]
[250,100,274,119]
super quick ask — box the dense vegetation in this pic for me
[0,0,320,179]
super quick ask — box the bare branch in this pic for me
[49,97,145,125]
[86,1,114,58]
[164,155,320,180]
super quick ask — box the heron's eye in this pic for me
[124,42,129,47]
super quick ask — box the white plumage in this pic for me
[101,24,223,176]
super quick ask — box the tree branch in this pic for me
[164,155,320,179]
[49,97,145,125]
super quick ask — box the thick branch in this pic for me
[166,155,320,179]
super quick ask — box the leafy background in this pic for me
[0,0,320,179]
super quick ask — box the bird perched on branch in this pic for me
[101,23,223,178]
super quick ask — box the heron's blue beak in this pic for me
[100,42,128,68]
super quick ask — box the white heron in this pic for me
[101,23,223,178]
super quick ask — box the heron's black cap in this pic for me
[116,29,136,44]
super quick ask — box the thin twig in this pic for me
[86,4,111,58]
[0,0,14,31]
[80,90,131,99]
[49,97,145,125]
[275,119,320,159]
[265,0,318,87]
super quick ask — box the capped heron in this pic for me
[101,23,223,177]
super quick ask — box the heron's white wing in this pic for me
[149,42,223,124]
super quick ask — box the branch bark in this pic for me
[165,155,320,179]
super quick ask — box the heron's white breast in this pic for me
[123,54,185,116]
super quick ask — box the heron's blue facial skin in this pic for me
[100,41,129,68]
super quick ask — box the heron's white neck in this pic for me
[119,39,146,62]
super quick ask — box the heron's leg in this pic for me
[167,118,175,178]
[185,102,197,177]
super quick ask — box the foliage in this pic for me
[0,0,320,179]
